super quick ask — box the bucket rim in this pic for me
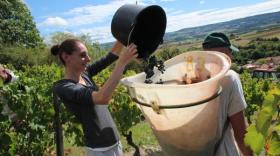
[121,51,231,88]
[128,5,167,58]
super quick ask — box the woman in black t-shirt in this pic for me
[51,39,138,156]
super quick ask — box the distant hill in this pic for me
[101,11,280,48]
[164,11,280,43]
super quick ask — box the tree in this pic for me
[48,32,106,60]
[0,0,44,48]
[47,32,76,46]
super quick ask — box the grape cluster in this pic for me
[143,55,165,84]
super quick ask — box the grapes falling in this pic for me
[143,55,165,84]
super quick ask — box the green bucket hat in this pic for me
[202,32,239,52]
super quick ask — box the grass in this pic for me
[121,121,159,151]
[240,26,280,40]
[59,121,159,155]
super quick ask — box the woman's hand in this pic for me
[111,41,124,56]
[92,43,138,104]
[117,43,138,66]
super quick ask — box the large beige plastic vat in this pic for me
[121,51,231,155]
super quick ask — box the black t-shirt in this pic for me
[53,52,120,148]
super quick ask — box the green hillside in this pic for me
[164,11,280,43]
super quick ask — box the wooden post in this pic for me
[53,93,64,156]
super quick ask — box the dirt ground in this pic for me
[124,146,164,156]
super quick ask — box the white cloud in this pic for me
[37,0,154,43]
[199,1,205,4]
[64,0,136,26]
[79,27,114,43]
[166,0,280,32]
[38,0,138,28]
[39,17,68,27]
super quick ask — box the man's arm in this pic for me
[229,111,253,156]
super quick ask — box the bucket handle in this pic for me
[132,86,222,109]
[127,22,136,46]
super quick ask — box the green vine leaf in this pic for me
[245,125,265,154]
[256,106,273,136]
[268,138,280,156]
[0,132,12,145]
[273,124,280,136]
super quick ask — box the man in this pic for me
[202,32,253,156]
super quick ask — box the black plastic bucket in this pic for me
[111,4,167,59]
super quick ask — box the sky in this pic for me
[23,0,280,43]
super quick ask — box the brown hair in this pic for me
[50,39,81,64]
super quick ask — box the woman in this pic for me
[51,39,138,156]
